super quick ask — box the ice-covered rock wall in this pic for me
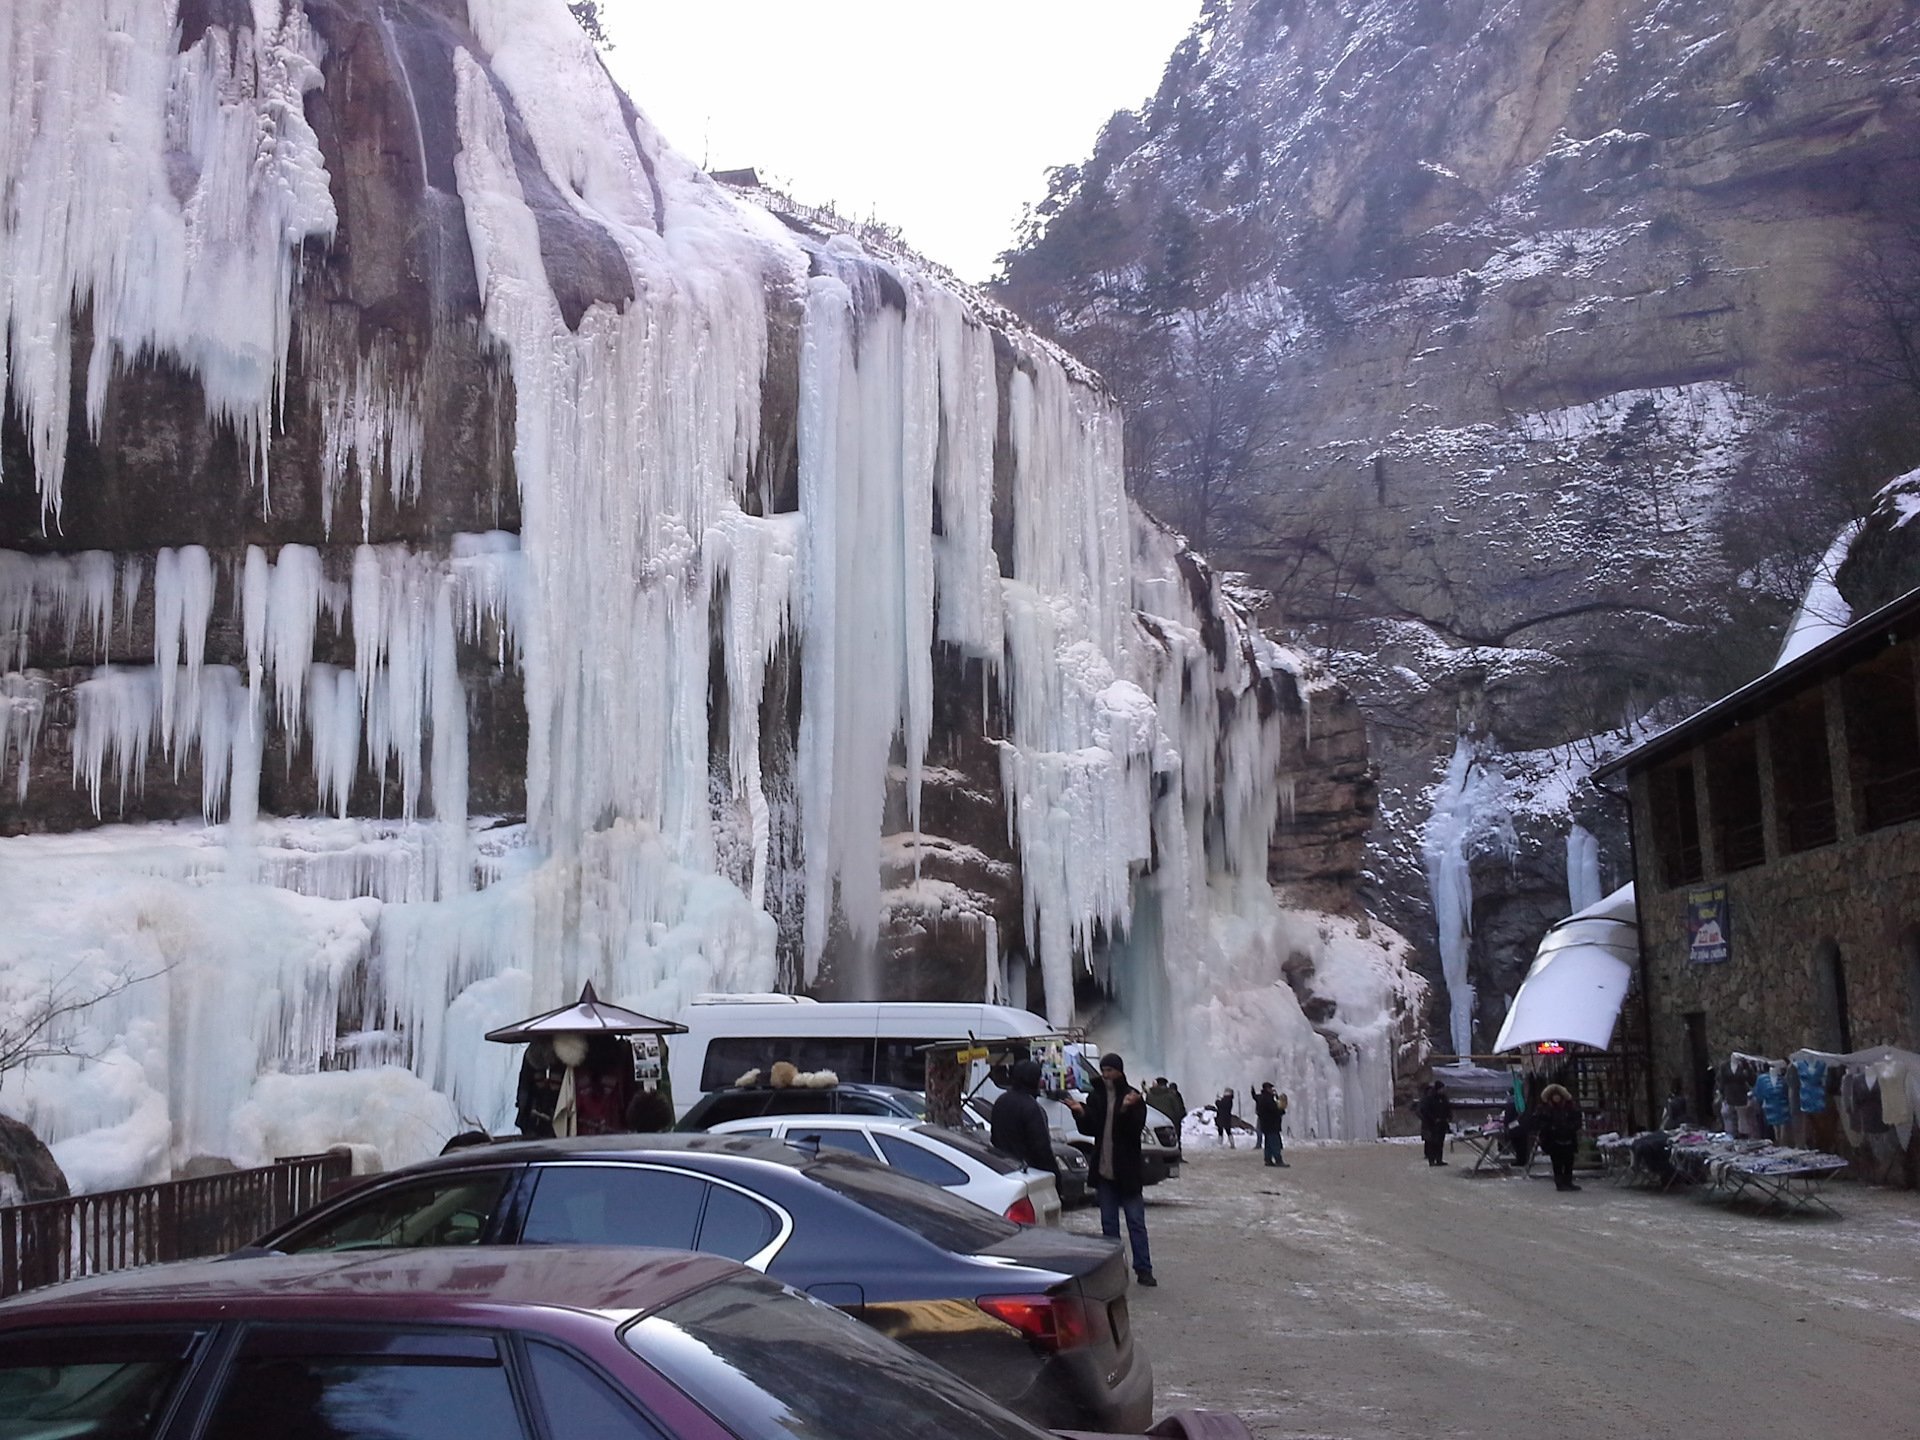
[0,0,1421,1187]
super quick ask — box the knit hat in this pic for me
[1099,1052,1125,1072]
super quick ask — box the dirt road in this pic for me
[1065,1138,1920,1440]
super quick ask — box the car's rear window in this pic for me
[626,1272,1046,1440]
[0,1327,202,1440]
[912,1124,1017,1173]
[800,1154,1018,1253]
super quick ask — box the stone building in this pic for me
[1600,586,1920,1149]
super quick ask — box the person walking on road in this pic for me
[1214,1087,1237,1147]
[1537,1083,1584,1191]
[1254,1082,1289,1167]
[1066,1052,1156,1287]
[1416,1079,1454,1166]
[990,1059,1060,1179]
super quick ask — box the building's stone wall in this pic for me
[1630,640,1920,1184]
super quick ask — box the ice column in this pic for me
[795,257,943,974]
[1566,823,1602,914]
[1421,735,1516,1056]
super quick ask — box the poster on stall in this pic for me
[1687,886,1731,964]
[1038,1038,1068,1098]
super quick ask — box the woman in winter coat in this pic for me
[1536,1083,1584,1191]
[1214,1088,1237,1148]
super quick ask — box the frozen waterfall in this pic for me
[0,0,1421,1187]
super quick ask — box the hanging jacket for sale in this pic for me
[1751,1068,1790,1128]
[1793,1058,1828,1115]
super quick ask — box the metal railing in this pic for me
[0,1151,351,1298]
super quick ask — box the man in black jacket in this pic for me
[1254,1082,1289,1167]
[1066,1051,1155,1287]
[990,1059,1059,1178]
[1415,1079,1454,1167]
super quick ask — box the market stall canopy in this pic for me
[1494,884,1637,1052]
[484,981,688,1043]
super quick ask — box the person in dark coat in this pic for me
[1254,1082,1289,1167]
[990,1059,1060,1178]
[1214,1088,1237,1148]
[1144,1077,1183,1126]
[1536,1083,1583,1191]
[514,1038,564,1138]
[1660,1080,1689,1130]
[1415,1079,1454,1166]
[1066,1052,1155,1286]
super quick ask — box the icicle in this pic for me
[308,663,360,818]
[0,671,52,801]
[449,531,526,669]
[196,667,245,821]
[429,577,469,896]
[267,544,324,744]
[147,544,216,762]
[0,555,33,669]
[71,667,160,815]
[120,554,145,641]
[241,546,271,697]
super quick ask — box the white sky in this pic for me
[601,2,1204,284]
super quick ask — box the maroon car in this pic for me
[0,1248,1249,1440]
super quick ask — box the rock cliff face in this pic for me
[0,0,1421,1183]
[998,0,1920,1049]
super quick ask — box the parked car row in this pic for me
[0,1247,1239,1440]
[705,1114,1063,1225]
[0,1054,1236,1438]
[247,1133,1149,1431]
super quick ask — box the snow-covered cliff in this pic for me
[999,0,1920,1049]
[0,0,1421,1187]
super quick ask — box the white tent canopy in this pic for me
[1493,883,1638,1052]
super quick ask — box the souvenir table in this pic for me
[1449,1124,1509,1172]
[1448,1121,1546,1175]
[1664,1134,1847,1215]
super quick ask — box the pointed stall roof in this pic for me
[484,981,688,1043]
[1493,884,1638,1053]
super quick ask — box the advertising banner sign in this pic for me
[1687,886,1731,964]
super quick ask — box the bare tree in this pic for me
[0,960,167,1091]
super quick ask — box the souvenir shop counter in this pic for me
[1449,1120,1547,1176]
[1596,1130,1846,1214]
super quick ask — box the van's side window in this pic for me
[873,1041,935,1089]
[700,1037,877,1091]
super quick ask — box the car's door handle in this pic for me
[805,1282,865,1311]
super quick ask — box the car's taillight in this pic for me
[976,1293,1091,1350]
[1004,1194,1037,1225]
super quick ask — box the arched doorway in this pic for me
[1903,927,1920,1048]
[1814,939,1853,1054]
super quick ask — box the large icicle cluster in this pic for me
[0,0,1420,1187]
[0,2,335,520]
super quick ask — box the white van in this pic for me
[667,996,1061,1118]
